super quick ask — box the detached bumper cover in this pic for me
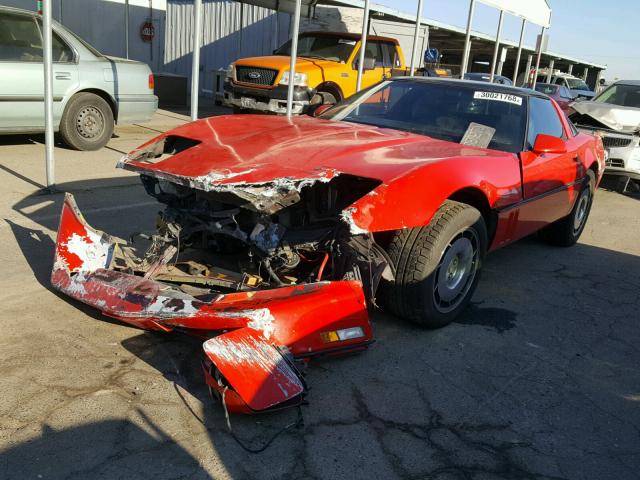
[51,194,372,412]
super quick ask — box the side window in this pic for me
[52,32,74,62]
[0,12,42,62]
[363,41,384,67]
[559,86,572,99]
[527,97,565,148]
[380,42,400,68]
[554,77,564,85]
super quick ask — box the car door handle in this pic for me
[55,72,71,80]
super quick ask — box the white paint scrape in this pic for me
[217,308,276,339]
[65,231,111,271]
[341,207,369,235]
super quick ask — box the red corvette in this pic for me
[52,78,604,413]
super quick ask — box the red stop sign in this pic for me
[141,21,155,42]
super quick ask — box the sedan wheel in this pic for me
[60,92,114,151]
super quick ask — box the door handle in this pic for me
[55,72,71,80]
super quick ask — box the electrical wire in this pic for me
[220,387,304,454]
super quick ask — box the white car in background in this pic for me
[0,6,157,150]
[569,80,640,190]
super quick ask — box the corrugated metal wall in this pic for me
[164,0,290,86]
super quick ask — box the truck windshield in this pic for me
[274,34,356,63]
[320,80,527,153]
[593,83,640,108]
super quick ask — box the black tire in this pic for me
[311,91,337,105]
[381,201,488,328]
[59,92,114,151]
[538,171,595,247]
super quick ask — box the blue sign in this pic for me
[424,48,440,64]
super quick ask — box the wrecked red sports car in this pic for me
[52,78,605,413]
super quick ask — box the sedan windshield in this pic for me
[593,83,640,108]
[274,34,356,62]
[535,84,559,96]
[565,78,590,91]
[320,80,527,153]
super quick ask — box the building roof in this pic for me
[327,0,606,70]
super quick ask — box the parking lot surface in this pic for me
[1,111,639,480]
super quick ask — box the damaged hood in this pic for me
[119,114,509,191]
[571,101,640,133]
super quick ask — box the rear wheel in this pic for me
[59,92,114,151]
[381,201,487,328]
[539,171,595,247]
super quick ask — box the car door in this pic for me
[518,96,582,229]
[0,11,78,132]
[516,96,584,238]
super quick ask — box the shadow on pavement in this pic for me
[5,181,640,478]
[1,414,211,480]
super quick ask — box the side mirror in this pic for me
[363,57,376,71]
[355,56,376,71]
[532,134,567,154]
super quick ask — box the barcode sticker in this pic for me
[473,91,523,105]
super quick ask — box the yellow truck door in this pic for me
[344,40,403,98]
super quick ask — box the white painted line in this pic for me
[2,201,158,230]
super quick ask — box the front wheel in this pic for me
[59,92,114,151]
[381,201,488,328]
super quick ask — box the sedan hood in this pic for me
[571,101,640,133]
[119,114,507,190]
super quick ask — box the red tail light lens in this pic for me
[148,73,155,90]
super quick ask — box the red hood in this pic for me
[119,115,510,187]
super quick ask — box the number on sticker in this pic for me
[473,91,523,106]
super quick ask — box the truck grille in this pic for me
[602,136,633,149]
[235,66,278,87]
[605,158,625,168]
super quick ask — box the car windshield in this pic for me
[535,84,558,95]
[593,83,640,108]
[274,34,356,62]
[320,80,527,153]
[565,78,590,90]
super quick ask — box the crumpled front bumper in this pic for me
[51,193,373,412]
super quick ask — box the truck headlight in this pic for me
[279,71,308,87]
[225,64,234,83]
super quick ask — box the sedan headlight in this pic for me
[279,71,308,87]
[630,146,640,167]
[225,64,234,83]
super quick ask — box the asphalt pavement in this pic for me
[1,108,639,480]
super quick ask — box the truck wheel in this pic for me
[59,92,114,151]
[381,201,487,328]
[311,91,337,105]
[539,171,595,247]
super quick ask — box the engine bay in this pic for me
[108,174,391,303]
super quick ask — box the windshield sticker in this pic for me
[460,122,496,149]
[473,91,523,106]
[338,39,357,45]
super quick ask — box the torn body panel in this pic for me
[52,192,374,412]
